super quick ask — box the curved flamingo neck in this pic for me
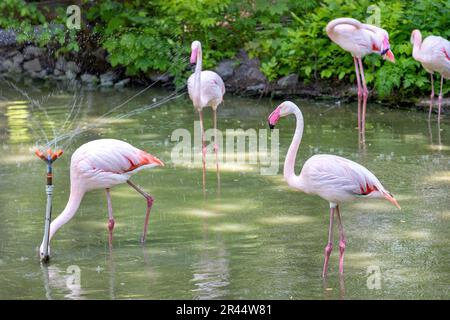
[326,18,364,40]
[412,31,423,61]
[46,186,85,243]
[284,108,304,189]
[193,44,203,108]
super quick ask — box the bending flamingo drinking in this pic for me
[38,139,164,261]
[267,101,401,277]
[411,29,450,120]
[326,18,395,135]
[187,40,225,191]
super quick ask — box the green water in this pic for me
[0,83,449,299]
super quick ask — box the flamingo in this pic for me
[38,139,164,261]
[326,18,395,136]
[267,101,401,277]
[411,29,450,120]
[187,40,225,191]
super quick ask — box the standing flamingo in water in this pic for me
[267,101,400,277]
[411,30,450,120]
[38,139,164,261]
[187,40,225,191]
[326,18,395,139]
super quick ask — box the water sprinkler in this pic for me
[35,148,63,262]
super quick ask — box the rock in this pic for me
[226,49,267,93]
[23,58,42,73]
[81,73,99,84]
[245,84,266,94]
[12,52,24,65]
[55,56,66,71]
[235,49,260,68]
[30,69,48,79]
[23,46,44,60]
[277,74,298,88]
[66,61,80,74]
[232,64,267,87]
[214,59,236,81]
[53,68,63,76]
[6,49,20,59]
[2,59,22,73]
[100,71,119,86]
[114,78,130,88]
[0,29,17,46]
[65,69,77,80]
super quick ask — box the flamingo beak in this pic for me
[384,49,395,63]
[267,107,281,129]
[384,192,401,210]
[150,155,165,167]
[190,48,198,64]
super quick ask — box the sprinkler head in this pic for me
[35,148,63,163]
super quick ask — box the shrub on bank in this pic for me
[1,0,449,99]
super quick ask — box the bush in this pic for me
[1,0,449,98]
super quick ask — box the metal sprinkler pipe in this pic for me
[35,148,63,262]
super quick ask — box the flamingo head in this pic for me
[268,101,296,129]
[381,36,395,63]
[190,40,201,64]
[39,243,51,262]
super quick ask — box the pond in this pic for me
[0,81,449,299]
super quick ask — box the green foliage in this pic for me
[246,0,450,98]
[0,0,79,55]
[87,0,257,87]
[1,0,449,98]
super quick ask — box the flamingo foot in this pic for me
[338,239,346,275]
[322,243,333,278]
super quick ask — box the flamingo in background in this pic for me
[411,29,450,120]
[38,139,164,261]
[326,18,395,138]
[267,101,401,277]
[188,40,225,191]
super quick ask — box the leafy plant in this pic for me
[1,0,449,98]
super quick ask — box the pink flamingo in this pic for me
[38,139,164,260]
[411,29,450,120]
[326,18,395,135]
[187,40,225,190]
[267,101,401,277]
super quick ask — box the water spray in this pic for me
[35,148,63,262]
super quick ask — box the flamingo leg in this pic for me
[213,107,220,188]
[357,58,368,140]
[354,57,363,133]
[429,73,435,119]
[199,110,206,192]
[127,180,154,243]
[322,205,335,278]
[438,74,444,122]
[336,205,346,275]
[105,188,115,246]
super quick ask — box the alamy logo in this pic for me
[66,265,81,290]
[366,5,381,26]
[66,5,81,30]
[366,265,382,290]
[170,122,279,175]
